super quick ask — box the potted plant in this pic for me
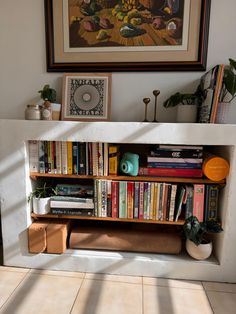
[183,216,223,260]
[163,86,206,123]
[28,183,57,215]
[216,58,236,123]
[38,84,60,120]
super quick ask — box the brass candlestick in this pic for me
[153,90,160,122]
[143,98,151,122]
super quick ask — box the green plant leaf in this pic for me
[229,58,236,71]
[224,69,236,97]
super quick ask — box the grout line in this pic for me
[142,277,144,314]
[201,281,215,314]
[69,272,86,314]
[0,271,30,311]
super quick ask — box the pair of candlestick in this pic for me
[143,90,160,122]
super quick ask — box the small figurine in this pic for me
[153,90,160,122]
[143,97,151,122]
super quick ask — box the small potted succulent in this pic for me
[163,86,206,123]
[183,216,223,260]
[38,85,59,120]
[28,183,57,215]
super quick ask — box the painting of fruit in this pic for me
[68,0,185,48]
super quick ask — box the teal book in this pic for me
[119,181,127,218]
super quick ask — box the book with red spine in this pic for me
[111,181,119,218]
[127,181,134,219]
[193,184,205,222]
[139,167,203,178]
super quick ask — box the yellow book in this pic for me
[109,145,119,175]
[67,142,73,175]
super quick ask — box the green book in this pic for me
[119,181,127,218]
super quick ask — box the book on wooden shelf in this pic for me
[139,167,203,178]
[28,140,39,173]
[50,196,94,209]
[193,184,205,222]
[185,185,194,219]
[197,64,225,123]
[204,185,219,222]
[56,184,94,197]
[50,208,94,216]
[150,147,203,159]
[174,186,186,222]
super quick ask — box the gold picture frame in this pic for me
[61,73,112,121]
[45,0,211,72]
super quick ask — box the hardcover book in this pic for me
[204,185,219,221]
[28,140,39,173]
[139,167,203,178]
[119,181,127,218]
[51,208,94,216]
[193,184,205,222]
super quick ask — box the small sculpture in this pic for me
[153,90,160,122]
[120,152,139,176]
[143,97,151,122]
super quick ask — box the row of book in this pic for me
[28,140,119,176]
[140,145,204,178]
[93,179,219,222]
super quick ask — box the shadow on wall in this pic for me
[0,213,3,265]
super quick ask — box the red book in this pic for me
[111,181,119,218]
[193,184,205,222]
[139,167,203,178]
[127,182,134,219]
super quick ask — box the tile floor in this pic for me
[0,266,236,314]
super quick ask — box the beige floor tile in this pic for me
[71,278,142,314]
[0,273,83,314]
[206,291,236,314]
[0,266,30,273]
[0,270,28,308]
[30,268,85,278]
[143,277,203,290]
[203,281,236,293]
[85,272,142,284]
[143,284,213,314]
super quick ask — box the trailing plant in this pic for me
[28,183,57,202]
[38,84,57,102]
[183,216,223,246]
[163,85,206,108]
[220,58,236,103]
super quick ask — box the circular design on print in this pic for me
[73,85,100,111]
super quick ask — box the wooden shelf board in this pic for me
[30,173,226,184]
[31,213,184,225]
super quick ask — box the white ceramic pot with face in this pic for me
[186,239,213,260]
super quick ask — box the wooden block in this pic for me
[28,222,49,253]
[46,221,70,254]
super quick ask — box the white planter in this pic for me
[186,239,213,260]
[32,197,50,215]
[177,104,197,123]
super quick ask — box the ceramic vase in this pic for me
[32,197,50,215]
[215,102,232,124]
[186,239,213,260]
[177,104,197,123]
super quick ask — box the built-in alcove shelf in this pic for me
[30,172,226,185]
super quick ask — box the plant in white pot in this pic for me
[28,183,57,215]
[38,84,61,120]
[163,87,206,123]
[183,216,223,260]
[216,58,236,123]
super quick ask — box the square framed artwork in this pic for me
[61,73,111,121]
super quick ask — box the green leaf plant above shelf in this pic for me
[221,58,236,103]
[183,216,223,260]
[38,84,57,103]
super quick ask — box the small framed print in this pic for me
[61,73,111,121]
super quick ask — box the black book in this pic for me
[150,148,203,159]
[51,208,95,216]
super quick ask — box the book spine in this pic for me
[166,184,172,221]
[47,141,52,173]
[175,186,186,222]
[97,179,102,217]
[185,185,194,219]
[101,180,107,217]
[119,181,127,218]
[109,145,119,175]
[61,142,68,174]
[161,183,169,221]
[147,157,203,163]
[98,142,104,176]
[127,181,134,219]
[138,182,144,219]
[158,145,203,150]
[67,142,73,175]
[149,182,155,220]
[193,184,205,222]
[107,180,112,217]
[139,167,203,178]
[92,142,98,176]
[94,179,98,217]
[169,184,177,222]
[143,182,148,220]
[72,142,78,175]
[111,181,119,218]
[51,141,56,173]
[133,182,139,219]
[51,208,94,216]
[28,140,39,173]
[38,141,46,173]
[79,142,86,175]
[44,141,49,173]
[147,162,202,169]
[150,149,203,158]
[158,183,163,220]
[103,143,109,176]
[205,185,219,221]
[55,141,62,174]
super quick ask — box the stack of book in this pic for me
[50,184,94,216]
[139,145,203,178]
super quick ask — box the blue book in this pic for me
[147,162,202,169]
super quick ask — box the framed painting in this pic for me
[45,0,211,72]
[61,73,111,121]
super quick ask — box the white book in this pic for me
[168,184,177,222]
[55,141,62,174]
[28,140,39,173]
[50,200,94,209]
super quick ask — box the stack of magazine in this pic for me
[50,184,94,216]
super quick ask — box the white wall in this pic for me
[0,0,236,122]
